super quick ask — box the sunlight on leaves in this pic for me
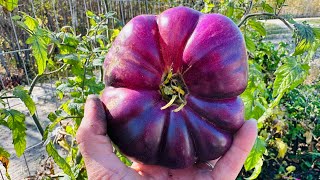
[0,0,18,12]
[245,158,263,180]
[6,110,26,157]
[244,137,266,171]
[275,138,287,158]
[46,142,75,179]
[13,86,36,115]
[272,58,309,98]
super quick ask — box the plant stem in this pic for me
[75,150,82,165]
[28,64,67,95]
[100,66,104,82]
[238,12,293,31]
[25,64,67,137]
[244,0,253,16]
[0,96,16,99]
[32,114,44,135]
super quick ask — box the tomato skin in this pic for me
[102,6,248,169]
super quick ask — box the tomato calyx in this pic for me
[159,68,188,112]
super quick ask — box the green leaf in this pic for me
[0,109,9,127]
[47,112,57,122]
[244,137,266,171]
[293,22,316,55]
[13,86,36,115]
[245,34,256,53]
[26,28,49,75]
[248,20,266,37]
[0,146,10,179]
[43,116,64,141]
[241,61,266,120]
[0,0,18,12]
[286,165,296,174]
[46,142,75,179]
[0,146,10,159]
[55,54,79,65]
[23,15,38,32]
[226,2,234,18]
[201,0,215,13]
[262,2,274,13]
[241,88,254,120]
[312,28,320,39]
[245,158,263,180]
[6,110,26,157]
[11,15,21,20]
[272,59,310,98]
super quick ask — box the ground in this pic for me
[0,83,60,179]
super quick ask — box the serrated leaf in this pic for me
[0,0,18,12]
[13,86,36,115]
[226,2,234,18]
[293,22,315,55]
[6,110,26,157]
[248,20,266,37]
[262,2,274,13]
[0,146,10,178]
[272,59,309,97]
[26,28,49,75]
[46,142,75,179]
[245,158,263,180]
[241,89,255,120]
[275,138,287,158]
[23,15,38,32]
[313,28,320,39]
[244,137,266,171]
[245,34,256,53]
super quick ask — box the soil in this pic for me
[0,83,60,179]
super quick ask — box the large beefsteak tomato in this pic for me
[102,6,248,169]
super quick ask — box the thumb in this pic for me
[76,95,139,179]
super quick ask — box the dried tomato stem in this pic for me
[173,102,187,112]
[161,95,177,110]
[159,69,188,112]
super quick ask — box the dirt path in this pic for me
[0,83,59,179]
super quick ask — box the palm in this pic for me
[77,95,257,180]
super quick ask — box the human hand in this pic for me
[76,95,257,180]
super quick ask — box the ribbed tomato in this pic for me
[101,6,248,169]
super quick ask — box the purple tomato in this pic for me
[101,6,248,169]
